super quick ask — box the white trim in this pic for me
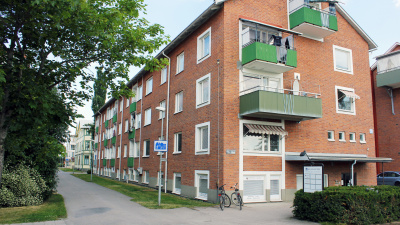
[145,77,153,96]
[194,170,209,200]
[197,27,212,64]
[160,67,167,85]
[333,45,353,75]
[328,130,335,142]
[195,122,210,155]
[174,132,182,153]
[143,139,150,157]
[338,131,346,142]
[349,132,356,143]
[173,172,182,194]
[175,91,183,113]
[144,108,151,126]
[196,73,211,109]
[360,133,366,144]
[176,52,185,74]
[335,86,356,115]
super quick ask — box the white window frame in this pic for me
[134,170,139,182]
[134,141,140,158]
[174,132,182,154]
[173,172,182,194]
[161,67,167,85]
[159,100,166,119]
[196,73,211,108]
[143,139,150,157]
[124,144,127,158]
[136,113,141,129]
[129,140,135,157]
[335,86,356,115]
[125,119,129,133]
[137,85,143,101]
[129,169,134,181]
[328,130,335,141]
[117,146,121,158]
[333,45,353,74]
[175,91,183,113]
[360,133,366,143]
[195,170,209,200]
[176,52,184,74]
[120,100,123,112]
[197,27,211,64]
[195,122,210,155]
[145,77,153,95]
[144,108,151,126]
[339,131,346,142]
[349,132,356,143]
[143,171,149,184]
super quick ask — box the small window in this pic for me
[197,27,211,63]
[129,140,135,157]
[196,74,211,108]
[143,140,150,157]
[175,91,183,113]
[143,171,149,183]
[144,108,151,126]
[176,52,184,74]
[328,131,335,141]
[136,113,141,129]
[243,124,281,152]
[360,133,366,143]
[339,132,345,142]
[161,67,167,84]
[174,132,182,153]
[195,170,209,200]
[195,122,210,155]
[159,100,166,119]
[336,86,358,115]
[124,145,127,158]
[333,45,353,74]
[349,132,356,142]
[146,77,153,95]
[125,120,129,133]
[118,122,122,135]
[174,173,182,194]
[135,141,140,157]
[120,100,123,112]
[117,146,121,158]
[137,85,143,101]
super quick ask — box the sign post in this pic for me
[154,140,168,206]
[303,163,324,193]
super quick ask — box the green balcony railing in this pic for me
[104,139,108,147]
[110,159,115,167]
[103,159,106,166]
[130,102,137,114]
[128,130,135,140]
[127,157,134,167]
[113,114,117,123]
[94,143,98,150]
[289,6,338,31]
[111,136,117,145]
[240,90,322,121]
[105,120,109,128]
[95,127,98,133]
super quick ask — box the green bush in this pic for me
[293,186,400,224]
[0,164,49,207]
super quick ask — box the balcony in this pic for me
[103,159,106,166]
[94,143,98,150]
[95,127,98,133]
[105,120,109,128]
[239,77,322,121]
[376,51,400,89]
[111,136,117,145]
[241,20,298,74]
[128,158,134,167]
[104,139,108,147]
[110,159,115,167]
[130,102,137,114]
[128,130,135,140]
[289,0,337,40]
[112,114,117,123]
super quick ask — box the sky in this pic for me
[70,0,400,133]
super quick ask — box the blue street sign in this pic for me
[154,140,168,152]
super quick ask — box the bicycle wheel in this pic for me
[231,193,239,206]
[219,195,225,211]
[223,194,231,207]
[238,195,243,210]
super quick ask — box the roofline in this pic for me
[336,4,378,51]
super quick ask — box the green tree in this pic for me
[0,0,169,185]
[92,68,107,115]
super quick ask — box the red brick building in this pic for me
[93,0,391,203]
[371,42,400,174]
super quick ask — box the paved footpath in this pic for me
[12,171,317,225]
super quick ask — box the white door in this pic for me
[270,175,281,201]
[243,175,265,202]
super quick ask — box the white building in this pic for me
[74,120,94,171]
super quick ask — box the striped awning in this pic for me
[339,90,360,99]
[245,124,288,136]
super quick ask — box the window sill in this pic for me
[144,124,151,127]
[160,82,166,86]
[349,140,356,143]
[173,152,182,155]
[334,68,353,75]
[145,92,152,96]
[339,140,346,142]
[196,101,210,109]
[360,141,367,144]
[174,111,183,115]
[328,139,335,142]
[197,54,211,64]
[337,110,356,115]
[195,151,210,155]
[142,155,150,158]
[176,70,184,76]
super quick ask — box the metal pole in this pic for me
[158,116,164,206]
[91,141,93,181]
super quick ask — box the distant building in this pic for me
[65,133,76,167]
[74,120,94,171]
[371,42,400,173]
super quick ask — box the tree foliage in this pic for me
[0,0,169,185]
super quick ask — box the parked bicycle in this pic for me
[231,183,243,210]
[218,184,231,211]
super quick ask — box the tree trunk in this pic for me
[0,127,7,187]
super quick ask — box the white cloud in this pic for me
[394,0,400,7]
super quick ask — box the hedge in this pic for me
[293,186,400,224]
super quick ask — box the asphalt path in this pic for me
[18,171,318,225]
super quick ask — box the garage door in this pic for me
[243,175,265,202]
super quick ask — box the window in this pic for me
[143,140,150,157]
[159,100,166,119]
[197,27,211,63]
[349,132,356,142]
[125,119,129,132]
[175,91,183,113]
[174,173,182,194]
[339,131,345,142]
[144,108,151,126]
[336,86,358,115]
[118,123,122,135]
[117,146,121,158]
[134,170,139,182]
[124,145,127,158]
[123,170,126,180]
[196,74,210,108]
[161,67,167,84]
[176,52,184,74]
[136,113,141,129]
[360,133,366,143]
[146,77,153,95]
[117,169,120,179]
[135,141,140,157]
[333,45,353,74]
[126,97,129,108]
[328,131,335,141]
[243,124,281,152]
[137,85,143,101]
[84,155,89,165]
[120,100,123,112]
[129,140,134,157]
[174,132,182,153]
[195,122,210,155]
[143,171,149,183]
[195,170,209,200]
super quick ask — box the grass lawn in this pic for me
[72,174,215,209]
[59,167,75,172]
[0,194,67,224]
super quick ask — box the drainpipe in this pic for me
[162,51,171,193]
[350,160,357,186]
[370,69,380,174]
[119,99,124,181]
[139,76,144,168]
[98,113,103,175]
[217,59,221,186]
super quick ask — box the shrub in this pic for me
[293,186,400,224]
[0,164,49,207]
